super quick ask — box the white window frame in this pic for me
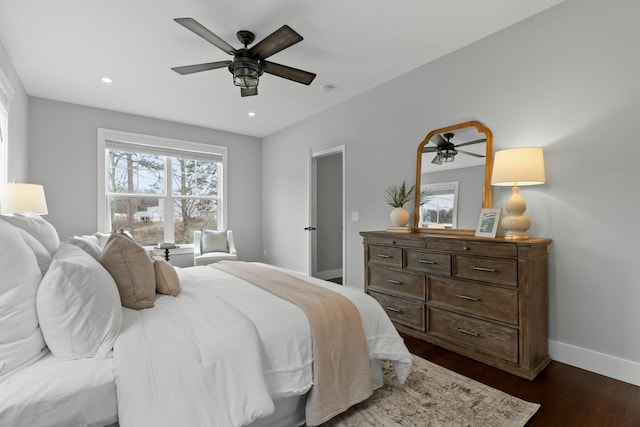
[419,181,459,229]
[0,67,14,183]
[0,102,7,184]
[97,128,228,244]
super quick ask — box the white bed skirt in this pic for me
[105,394,307,427]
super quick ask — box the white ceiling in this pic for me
[0,0,564,138]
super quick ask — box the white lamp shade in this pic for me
[491,147,545,187]
[0,183,49,215]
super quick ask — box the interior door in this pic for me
[307,146,345,281]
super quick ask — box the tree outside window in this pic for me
[102,131,224,246]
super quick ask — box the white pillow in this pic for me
[37,244,122,359]
[93,232,111,250]
[79,234,100,246]
[0,213,60,256]
[200,229,229,254]
[15,227,52,275]
[67,235,102,259]
[0,221,47,382]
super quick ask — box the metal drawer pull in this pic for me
[384,306,401,313]
[456,327,479,337]
[470,266,496,272]
[377,254,392,258]
[386,279,402,285]
[455,294,479,302]
[417,259,436,264]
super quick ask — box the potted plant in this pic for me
[385,180,415,227]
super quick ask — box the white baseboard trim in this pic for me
[314,268,342,280]
[549,339,640,386]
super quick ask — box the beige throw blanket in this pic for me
[213,261,373,426]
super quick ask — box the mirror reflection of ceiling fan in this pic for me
[422,132,486,165]
[171,18,316,97]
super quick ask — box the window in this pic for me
[98,129,227,246]
[0,67,14,183]
[419,181,459,229]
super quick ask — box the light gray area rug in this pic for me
[321,355,540,427]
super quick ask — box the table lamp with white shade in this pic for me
[0,182,49,215]
[491,147,545,240]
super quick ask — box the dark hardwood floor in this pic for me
[402,333,640,426]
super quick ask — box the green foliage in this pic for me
[385,180,415,208]
[420,188,433,203]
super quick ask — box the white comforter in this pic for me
[114,264,412,427]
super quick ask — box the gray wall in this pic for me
[262,0,640,384]
[28,97,263,262]
[0,39,29,182]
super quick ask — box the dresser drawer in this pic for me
[405,250,451,276]
[368,245,403,268]
[428,238,518,258]
[369,290,425,331]
[365,236,426,248]
[428,307,518,363]
[428,277,518,324]
[454,255,517,287]
[368,266,425,300]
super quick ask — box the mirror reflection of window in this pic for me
[420,181,459,229]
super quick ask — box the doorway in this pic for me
[308,146,345,282]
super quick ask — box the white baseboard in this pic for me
[314,268,342,280]
[549,339,640,386]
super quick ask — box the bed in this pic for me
[0,214,412,427]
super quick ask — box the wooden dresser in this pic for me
[361,230,552,380]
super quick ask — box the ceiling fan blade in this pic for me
[455,138,487,148]
[241,87,258,97]
[262,61,316,85]
[422,147,439,153]
[249,25,303,59]
[457,150,486,158]
[171,60,232,75]
[431,134,448,147]
[431,154,442,165]
[174,18,237,55]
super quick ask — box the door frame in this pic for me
[307,145,346,281]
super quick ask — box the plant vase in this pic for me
[390,207,410,227]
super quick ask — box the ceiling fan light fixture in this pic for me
[438,148,458,163]
[230,58,263,89]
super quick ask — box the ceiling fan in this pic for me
[171,18,317,97]
[422,132,486,165]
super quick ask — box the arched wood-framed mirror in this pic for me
[413,120,493,233]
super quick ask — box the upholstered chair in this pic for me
[193,230,238,266]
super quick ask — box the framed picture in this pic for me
[475,208,501,238]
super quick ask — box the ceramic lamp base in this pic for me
[501,186,531,240]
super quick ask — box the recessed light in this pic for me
[248,112,256,117]
[101,77,112,84]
